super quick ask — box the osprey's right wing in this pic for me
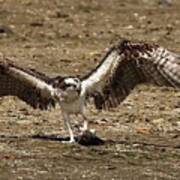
[81,40,180,110]
[0,58,58,110]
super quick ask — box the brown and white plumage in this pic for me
[0,59,57,110]
[0,39,179,143]
[81,40,180,110]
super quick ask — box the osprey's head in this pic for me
[52,76,81,102]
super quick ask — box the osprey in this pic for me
[0,40,179,143]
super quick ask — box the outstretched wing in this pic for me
[0,58,57,110]
[81,40,180,110]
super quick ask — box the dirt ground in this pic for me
[0,0,180,179]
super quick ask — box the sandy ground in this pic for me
[0,0,180,179]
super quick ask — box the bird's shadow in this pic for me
[31,131,105,146]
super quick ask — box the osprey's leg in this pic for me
[79,113,95,134]
[80,113,89,131]
[62,112,75,143]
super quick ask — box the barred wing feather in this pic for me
[82,40,180,110]
[0,59,56,110]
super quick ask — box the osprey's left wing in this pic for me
[0,58,59,110]
[81,40,180,110]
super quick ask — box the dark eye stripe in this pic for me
[63,84,71,89]
[62,84,77,90]
[74,78,79,83]
[59,83,69,90]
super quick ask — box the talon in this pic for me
[62,138,76,144]
[89,128,96,134]
[80,128,96,136]
[79,126,87,132]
